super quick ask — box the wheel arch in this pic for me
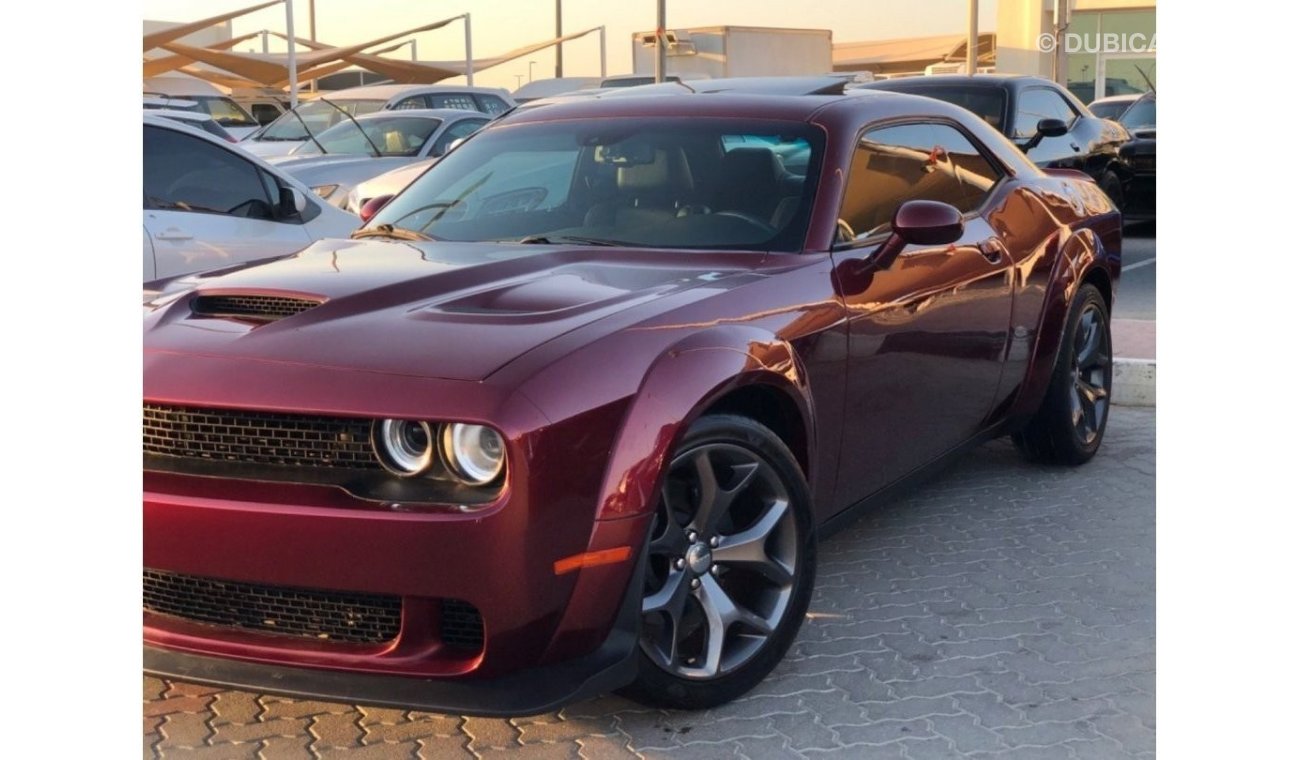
[1006,224,1118,421]
[592,325,817,523]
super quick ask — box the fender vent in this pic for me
[191,293,323,322]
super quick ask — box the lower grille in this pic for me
[440,599,485,651]
[143,569,402,644]
[143,404,379,470]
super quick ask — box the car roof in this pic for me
[313,83,513,101]
[143,108,214,122]
[860,74,1046,90]
[351,108,491,121]
[502,88,944,125]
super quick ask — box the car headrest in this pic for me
[617,148,694,193]
[719,148,782,190]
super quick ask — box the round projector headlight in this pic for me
[441,424,505,485]
[372,419,435,476]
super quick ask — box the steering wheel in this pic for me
[712,210,777,235]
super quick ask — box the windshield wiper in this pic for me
[518,234,628,247]
[350,224,434,242]
[319,98,382,158]
[286,107,328,155]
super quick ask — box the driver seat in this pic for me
[584,147,694,228]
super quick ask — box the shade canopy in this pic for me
[143,0,282,53]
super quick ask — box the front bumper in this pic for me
[144,536,647,717]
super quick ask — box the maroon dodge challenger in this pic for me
[144,90,1120,714]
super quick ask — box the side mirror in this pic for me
[867,200,964,270]
[277,186,307,219]
[359,194,394,224]
[1022,117,1069,150]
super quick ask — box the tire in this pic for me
[1100,170,1125,214]
[620,414,816,710]
[1013,283,1113,465]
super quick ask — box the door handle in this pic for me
[1070,142,1081,152]
[977,239,1005,264]
[155,228,193,241]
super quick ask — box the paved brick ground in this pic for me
[144,407,1155,759]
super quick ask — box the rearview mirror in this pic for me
[868,200,964,270]
[1022,117,1069,150]
[359,195,395,224]
[277,186,307,219]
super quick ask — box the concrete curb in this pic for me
[1114,358,1155,406]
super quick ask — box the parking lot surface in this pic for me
[144,407,1155,759]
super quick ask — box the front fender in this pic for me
[594,325,815,522]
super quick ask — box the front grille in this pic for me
[192,294,322,322]
[143,569,401,644]
[440,599,485,651]
[144,404,379,470]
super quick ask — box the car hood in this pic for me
[240,139,305,157]
[144,238,761,382]
[269,156,416,187]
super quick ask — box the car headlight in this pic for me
[311,184,339,200]
[372,419,435,476]
[441,423,506,485]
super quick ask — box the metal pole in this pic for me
[261,30,269,53]
[464,13,474,86]
[655,0,666,83]
[307,0,316,93]
[286,0,298,107]
[599,25,607,79]
[555,0,563,78]
[966,0,977,75]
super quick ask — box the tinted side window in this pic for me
[432,119,487,155]
[473,94,510,115]
[427,94,479,111]
[838,123,1000,239]
[1014,88,1078,139]
[392,96,427,110]
[143,125,273,217]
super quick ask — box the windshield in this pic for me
[255,99,386,141]
[1088,100,1133,121]
[193,96,258,128]
[1120,98,1156,130]
[293,115,441,157]
[367,117,823,252]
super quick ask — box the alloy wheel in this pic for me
[1071,304,1112,445]
[639,442,798,680]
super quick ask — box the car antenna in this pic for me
[318,98,383,158]
[1134,65,1155,95]
[285,104,329,155]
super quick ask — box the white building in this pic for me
[997,0,1156,102]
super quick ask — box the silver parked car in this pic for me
[268,109,490,210]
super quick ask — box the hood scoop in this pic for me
[191,293,325,323]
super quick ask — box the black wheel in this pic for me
[1100,170,1125,213]
[620,414,815,710]
[1014,283,1112,465]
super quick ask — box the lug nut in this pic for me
[709,536,720,548]
[687,530,699,542]
[690,578,701,589]
[674,558,685,571]
[710,564,719,575]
